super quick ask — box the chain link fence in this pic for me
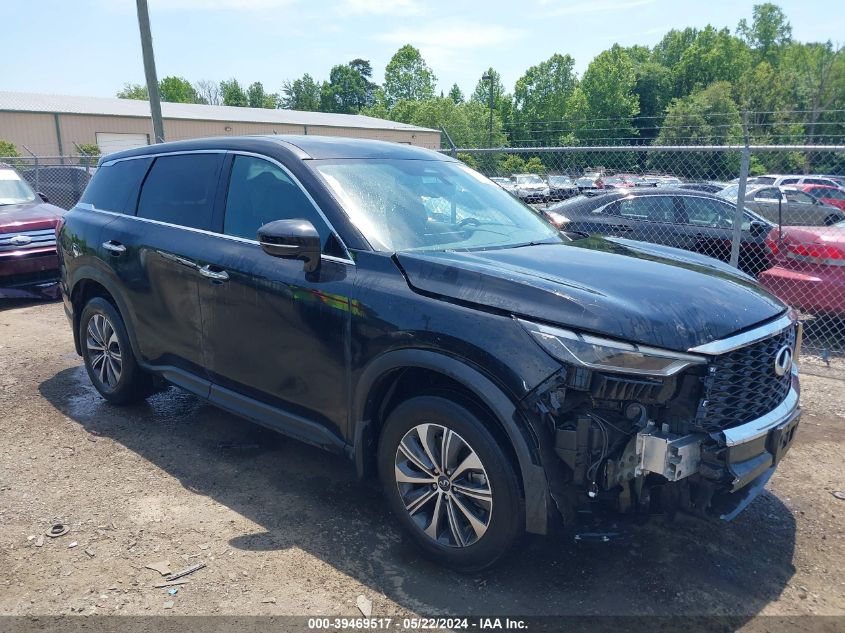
[445,143,845,379]
[3,139,845,378]
[0,154,98,211]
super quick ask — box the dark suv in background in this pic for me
[59,136,801,571]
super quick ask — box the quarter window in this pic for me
[80,158,152,213]
[137,154,222,230]
[223,155,331,248]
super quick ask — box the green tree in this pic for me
[220,79,248,107]
[524,156,546,174]
[651,81,743,178]
[448,84,464,104]
[247,82,267,108]
[0,140,19,158]
[632,62,673,141]
[117,83,148,100]
[512,53,578,145]
[738,3,792,65]
[457,152,479,169]
[76,143,101,157]
[498,154,526,175]
[389,97,506,150]
[383,45,437,106]
[159,76,199,103]
[573,44,639,143]
[673,27,753,97]
[782,42,845,143]
[653,27,699,67]
[320,61,376,113]
[281,74,322,111]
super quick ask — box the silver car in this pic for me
[719,184,845,226]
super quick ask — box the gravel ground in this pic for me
[1,300,844,624]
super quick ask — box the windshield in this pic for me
[313,159,562,252]
[515,175,544,185]
[718,184,739,200]
[0,169,36,205]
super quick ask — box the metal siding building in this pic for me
[0,91,441,156]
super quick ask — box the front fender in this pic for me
[351,348,550,534]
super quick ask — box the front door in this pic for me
[198,153,354,442]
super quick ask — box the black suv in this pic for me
[59,136,801,571]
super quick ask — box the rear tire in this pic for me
[377,395,523,572]
[79,297,153,405]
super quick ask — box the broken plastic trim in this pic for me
[517,319,707,377]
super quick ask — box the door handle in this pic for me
[198,265,229,281]
[102,240,126,254]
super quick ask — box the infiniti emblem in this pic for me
[774,345,793,377]
[9,234,32,246]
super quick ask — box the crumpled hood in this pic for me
[395,237,786,351]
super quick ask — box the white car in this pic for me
[490,177,517,195]
[512,173,550,202]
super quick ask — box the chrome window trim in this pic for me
[77,205,356,267]
[687,313,795,355]
[100,149,226,167]
[81,148,355,266]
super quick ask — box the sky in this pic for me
[1,0,842,101]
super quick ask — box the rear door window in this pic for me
[79,158,152,213]
[137,154,222,230]
[617,196,676,222]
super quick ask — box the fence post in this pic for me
[22,145,39,193]
[440,126,458,159]
[729,111,751,269]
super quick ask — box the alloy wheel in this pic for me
[86,313,122,389]
[394,423,493,547]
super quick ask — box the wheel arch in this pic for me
[69,267,139,359]
[351,348,549,534]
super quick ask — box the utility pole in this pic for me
[136,0,165,143]
[482,72,494,148]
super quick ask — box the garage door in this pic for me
[95,132,149,154]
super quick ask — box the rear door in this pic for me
[101,152,225,384]
[615,195,687,248]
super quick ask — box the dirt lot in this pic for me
[1,300,844,625]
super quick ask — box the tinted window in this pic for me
[754,188,779,200]
[79,158,152,213]
[618,196,675,222]
[780,178,799,185]
[820,188,845,200]
[784,191,815,204]
[684,196,731,227]
[137,154,221,229]
[755,176,776,184]
[224,155,331,248]
[805,178,828,185]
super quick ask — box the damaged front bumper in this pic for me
[632,368,801,521]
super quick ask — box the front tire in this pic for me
[378,395,523,571]
[79,297,152,405]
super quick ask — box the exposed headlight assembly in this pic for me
[519,319,706,377]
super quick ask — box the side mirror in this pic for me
[37,192,49,203]
[749,221,769,237]
[257,219,321,273]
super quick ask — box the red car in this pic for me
[800,184,845,212]
[759,223,845,314]
[0,163,66,298]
